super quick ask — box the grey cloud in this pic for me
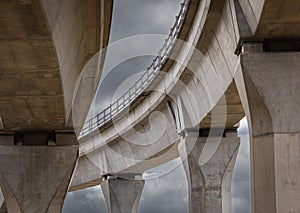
[87,0,182,118]
[86,0,183,119]
[237,117,249,136]
[138,159,188,213]
[110,0,182,42]
[232,132,251,213]
[95,56,153,111]
[63,186,107,213]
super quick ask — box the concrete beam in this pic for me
[101,175,145,213]
[178,129,239,213]
[235,0,300,39]
[235,43,300,213]
[0,145,78,213]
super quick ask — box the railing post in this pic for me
[89,120,92,132]
[109,107,112,120]
[97,114,100,126]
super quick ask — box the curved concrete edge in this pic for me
[72,0,245,190]
[40,0,113,128]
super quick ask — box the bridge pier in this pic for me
[0,133,78,213]
[178,129,239,213]
[101,174,145,213]
[236,43,300,213]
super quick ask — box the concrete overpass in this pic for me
[0,0,299,213]
[0,0,112,212]
[70,0,300,213]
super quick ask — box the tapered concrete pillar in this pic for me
[178,129,240,213]
[101,175,145,213]
[0,143,78,213]
[235,43,300,213]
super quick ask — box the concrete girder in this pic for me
[236,0,300,39]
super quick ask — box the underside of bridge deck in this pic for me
[0,0,113,212]
[0,0,112,132]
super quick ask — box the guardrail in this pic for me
[80,0,190,137]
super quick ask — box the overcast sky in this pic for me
[63,0,251,212]
[88,0,182,116]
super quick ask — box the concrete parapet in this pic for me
[101,175,145,213]
[0,145,78,213]
[178,129,240,213]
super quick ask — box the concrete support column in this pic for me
[235,44,300,213]
[0,145,78,213]
[178,129,240,213]
[101,174,145,213]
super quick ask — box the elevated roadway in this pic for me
[0,0,299,212]
[71,0,300,212]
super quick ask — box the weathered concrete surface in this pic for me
[71,3,299,213]
[235,45,300,213]
[101,177,145,213]
[71,103,180,190]
[0,145,78,213]
[72,0,244,190]
[41,0,112,130]
[0,0,65,131]
[237,0,300,38]
[0,0,112,131]
[178,130,239,213]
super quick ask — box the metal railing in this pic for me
[80,0,190,137]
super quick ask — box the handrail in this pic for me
[80,0,190,137]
